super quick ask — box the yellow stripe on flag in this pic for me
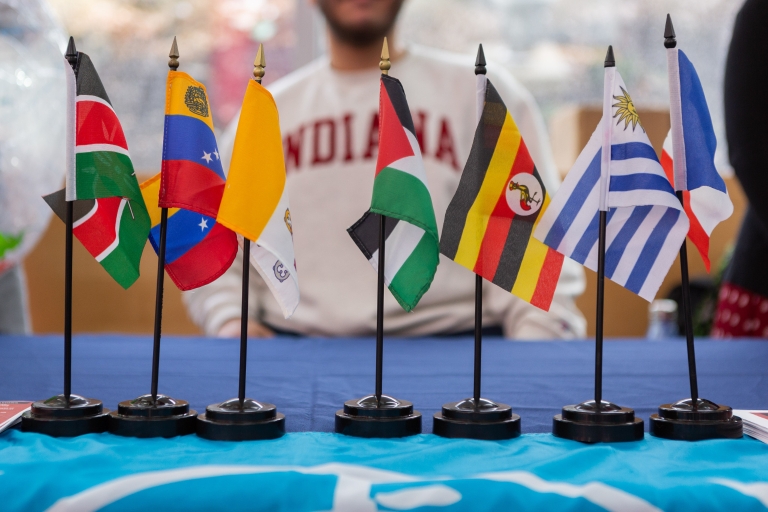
[140,173,179,226]
[166,71,215,132]
[510,193,552,301]
[217,81,286,241]
[454,112,522,268]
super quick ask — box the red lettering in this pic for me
[284,126,304,173]
[342,113,354,162]
[413,110,427,155]
[363,112,379,160]
[312,119,336,165]
[435,118,459,171]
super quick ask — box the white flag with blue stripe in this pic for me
[534,69,689,301]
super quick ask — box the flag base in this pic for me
[649,398,742,440]
[553,400,644,443]
[196,398,285,441]
[335,395,421,438]
[108,394,197,438]
[433,398,520,440]
[20,394,110,437]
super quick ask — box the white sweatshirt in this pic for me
[184,45,586,339]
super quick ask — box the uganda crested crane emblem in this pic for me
[506,173,543,216]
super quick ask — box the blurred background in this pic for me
[15,0,744,337]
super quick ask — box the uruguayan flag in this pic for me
[534,69,689,301]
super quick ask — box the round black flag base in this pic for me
[21,394,110,437]
[196,398,285,441]
[433,398,521,440]
[109,394,197,438]
[649,398,743,440]
[553,400,644,443]
[335,395,421,438]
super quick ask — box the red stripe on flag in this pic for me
[72,197,122,258]
[164,222,237,291]
[76,101,128,150]
[529,249,564,311]
[472,140,535,280]
[684,191,711,271]
[375,80,415,176]
[662,149,711,271]
[160,160,225,218]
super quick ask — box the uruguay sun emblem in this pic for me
[612,86,643,132]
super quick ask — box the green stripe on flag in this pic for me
[98,198,150,289]
[388,232,439,312]
[370,167,438,240]
[75,151,143,202]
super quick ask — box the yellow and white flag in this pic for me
[217,79,299,318]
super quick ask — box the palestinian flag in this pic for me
[347,74,439,312]
[440,77,563,311]
[44,51,150,289]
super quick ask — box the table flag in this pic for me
[217,80,299,318]
[347,74,439,312]
[534,68,689,301]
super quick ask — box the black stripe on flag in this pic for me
[491,167,545,291]
[347,211,399,260]
[381,75,416,136]
[43,189,96,224]
[75,53,112,105]
[440,79,507,259]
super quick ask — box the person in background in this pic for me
[184,0,586,339]
[712,0,768,338]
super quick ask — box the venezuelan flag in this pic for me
[440,78,563,311]
[159,71,226,218]
[141,173,237,291]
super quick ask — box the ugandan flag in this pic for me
[440,78,563,311]
[348,74,439,312]
[45,52,150,289]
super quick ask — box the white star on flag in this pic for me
[198,218,208,231]
[213,149,219,160]
[202,151,212,164]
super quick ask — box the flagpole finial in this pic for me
[664,14,677,49]
[604,45,615,68]
[65,36,77,69]
[475,44,487,75]
[169,36,179,71]
[253,43,265,83]
[380,37,391,75]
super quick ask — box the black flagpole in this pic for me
[375,214,386,402]
[594,211,607,409]
[150,37,179,403]
[665,15,699,405]
[595,46,615,411]
[473,47,486,407]
[239,240,251,406]
[63,36,78,403]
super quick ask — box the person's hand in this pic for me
[217,318,274,338]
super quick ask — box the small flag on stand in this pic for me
[440,77,563,311]
[534,67,689,301]
[217,49,299,318]
[661,47,733,271]
[44,52,150,289]
[347,73,439,312]
[141,68,237,291]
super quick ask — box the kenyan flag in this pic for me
[347,75,439,311]
[44,52,149,289]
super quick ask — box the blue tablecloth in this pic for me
[1,335,768,511]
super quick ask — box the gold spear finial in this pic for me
[169,36,179,71]
[379,37,390,75]
[253,43,265,83]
